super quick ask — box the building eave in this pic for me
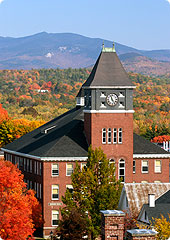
[83,86,136,89]
[133,154,170,159]
[1,148,87,161]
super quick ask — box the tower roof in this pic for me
[83,47,135,89]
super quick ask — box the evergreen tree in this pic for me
[61,146,122,240]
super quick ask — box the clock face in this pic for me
[106,94,118,106]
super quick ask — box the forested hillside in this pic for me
[0,68,170,145]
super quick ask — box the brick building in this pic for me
[1,45,170,237]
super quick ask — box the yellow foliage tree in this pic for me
[153,214,170,240]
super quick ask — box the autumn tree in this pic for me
[152,214,170,240]
[56,208,88,240]
[0,104,8,123]
[0,159,43,240]
[61,146,122,240]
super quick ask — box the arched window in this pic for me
[119,159,125,182]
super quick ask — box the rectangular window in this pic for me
[66,163,73,176]
[40,162,42,176]
[66,184,73,194]
[108,128,112,144]
[27,159,30,172]
[52,210,59,226]
[36,162,39,175]
[133,160,136,173]
[30,160,32,173]
[102,128,106,144]
[30,181,33,189]
[52,185,59,200]
[155,160,161,173]
[142,160,148,173]
[118,128,122,144]
[34,161,37,174]
[81,162,86,171]
[19,157,23,167]
[24,158,26,171]
[113,128,117,144]
[37,183,39,198]
[119,159,125,183]
[52,164,59,176]
[40,183,42,199]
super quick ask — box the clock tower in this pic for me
[82,44,135,183]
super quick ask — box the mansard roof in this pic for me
[82,49,135,88]
[2,107,169,159]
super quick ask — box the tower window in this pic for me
[102,128,106,144]
[113,128,117,144]
[108,128,112,144]
[119,159,125,183]
[118,128,122,144]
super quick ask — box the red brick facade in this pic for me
[84,112,134,183]
[132,158,170,183]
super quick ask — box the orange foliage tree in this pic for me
[0,159,43,240]
[152,135,170,143]
[0,104,8,123]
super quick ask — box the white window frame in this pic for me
[142,160,148,173]
[52,210,59,226]
[113,128,117,144]
[52,163,59,176]
[118,128,122,144]
[108,128,112,144]
[119,159,125,183]
[102,128,106,144]
[52,185,59,200]
[155,160,161,173]
[66,163,73,176]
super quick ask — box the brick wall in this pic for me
[133,158,169,183]
[84,112,134,183]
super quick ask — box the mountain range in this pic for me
[0,32,170,76]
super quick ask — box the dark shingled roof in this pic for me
[133,133,168,154]
[83,51,134,88]
[2,107,169,158]
[3,107,88,158]
[142,203,170,223]
[156,190,170,204]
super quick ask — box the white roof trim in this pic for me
[133,154,170,159]
[1,148,87,161]
[84,110,134,113]
[83,86,136,89]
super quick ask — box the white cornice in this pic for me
[133,154,170,159]
[83,86,136,89]
[1,148,87,161]
[83,110,134,113]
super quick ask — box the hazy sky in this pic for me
[0,0,170,50]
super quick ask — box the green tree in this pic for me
[62,146,122,240]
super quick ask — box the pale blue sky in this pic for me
[0,0,170,50]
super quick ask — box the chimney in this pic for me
[148,194,155,207]
[127,229,157,240]
[100,210,125,240]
